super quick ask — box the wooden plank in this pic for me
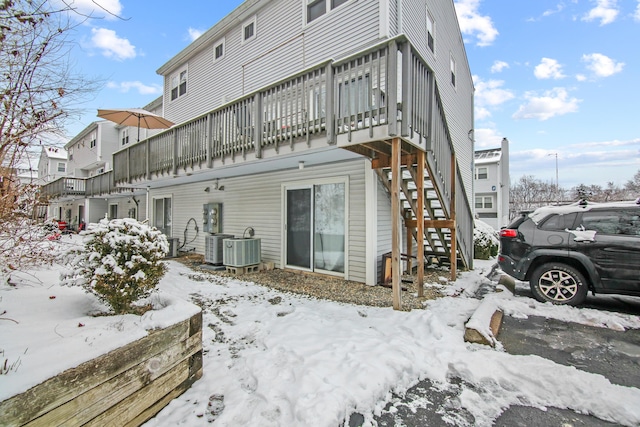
[416,150,425,297]
[404,219,455,229]
[84,360,191,427]
[391,137,402,310]
[24,331,202,427]
[0,317,192,427]
[450,153,457,281]
[371,153,416,169]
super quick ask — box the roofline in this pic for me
[156,0,266,76]
[64,121,102,149]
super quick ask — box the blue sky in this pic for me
[58,0,640,189]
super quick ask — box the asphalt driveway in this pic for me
[367,287,640,427]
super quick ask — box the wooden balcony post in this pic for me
[450,153,457,281]
[416,150,425,296]
[401,41,412,137]
[426,72,434,151]
[255,93,263,158]
[387,40,398,137]
[172,129,178,176]
[391,137,402,310]
[325,63,335,145]
[146,140,151,180]
[126,147,131,184]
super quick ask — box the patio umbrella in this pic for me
[97,108,175,142]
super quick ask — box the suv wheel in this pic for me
[530,263,588,306]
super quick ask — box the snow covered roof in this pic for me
[474,148,502,165]
[42,147,67,160]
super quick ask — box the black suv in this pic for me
[498,199,640,305]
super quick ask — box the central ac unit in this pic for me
[166,237,179,258]
[204,234,234,264]
[223,238,261,267]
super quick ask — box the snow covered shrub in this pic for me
[473,219,499,260]
[61,218,169,315]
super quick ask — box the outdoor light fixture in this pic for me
[204,186,210,193]
[299,161,305,170]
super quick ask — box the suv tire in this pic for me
[530,263,588,306]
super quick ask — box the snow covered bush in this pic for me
[473,219,499,260]
[61,218,169,315]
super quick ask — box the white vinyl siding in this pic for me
[157,159,367,283]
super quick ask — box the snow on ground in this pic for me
[1,237,640,426]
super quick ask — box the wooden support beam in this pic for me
[450,153,457,281]
[405,219,455,229]
[416,150,425,297]
[391,137,402,310]
[371,154,417,169]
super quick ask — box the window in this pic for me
[154,197,172,236]
[539,213,577,231]
[475,167,488,180]
[475,196,493,209]
[171,68,187,101]
[450,54,456,87]
[426,10,435,53]
[242,17,256,43]
[581,210,640,236]
[89,132,97,148]
[213,38,225,62]
[109,204,118,220]
[121,128,129,146]
[57,162,66,173]
[307,0,350,23]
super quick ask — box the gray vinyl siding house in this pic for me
[44,0,475,291]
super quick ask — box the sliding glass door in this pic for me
[285,182,345,275]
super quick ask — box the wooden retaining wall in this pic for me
[0,311,203,427]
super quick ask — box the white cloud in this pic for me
[581,53,624,78]
[106,81,162,95]
[582,0,619,25]
[635,1,640,21]
[576,74,587,82]
[473,127,505,148]
[534,58,566,80]
[91,28,136,61]
[454,0,499,46]
[188,28,204,41]
[513,87,580,121]
[53,0,124,20]
[474,76,515,107]
[490,60,509,73]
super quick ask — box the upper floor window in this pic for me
[121,128,129,145]
[89,132,97,148]
[57,162,66,173]
[171,68,188,101]
[475,167,488,180]
[450,54,456,87]
[475,196,493,209]
[426,10,435,53]
[307,0,349,23]
[213,38,225,62]
[242,17,256,44]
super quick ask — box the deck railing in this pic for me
[40,177,86,198]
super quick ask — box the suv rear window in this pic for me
[539,213,577,231]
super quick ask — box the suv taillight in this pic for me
[500,229,518,238]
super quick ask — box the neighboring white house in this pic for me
[474,138,510,230]
[45,0,476,296]
[37,147,68,184]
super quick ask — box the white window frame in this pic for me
[57,162,66,173]
[121,128,129,146]
[213,37,225,62]
[305,0,351,24]
[450,53,456,87]
[170,67,188,101]
[475,196,493,210]
[475,167,488,180]
[109,203,118,220]
[152,195,173,236]
[89,131,97,148]
[426,9,435,54]
[242,16,256,44]
[281,176,350,277]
